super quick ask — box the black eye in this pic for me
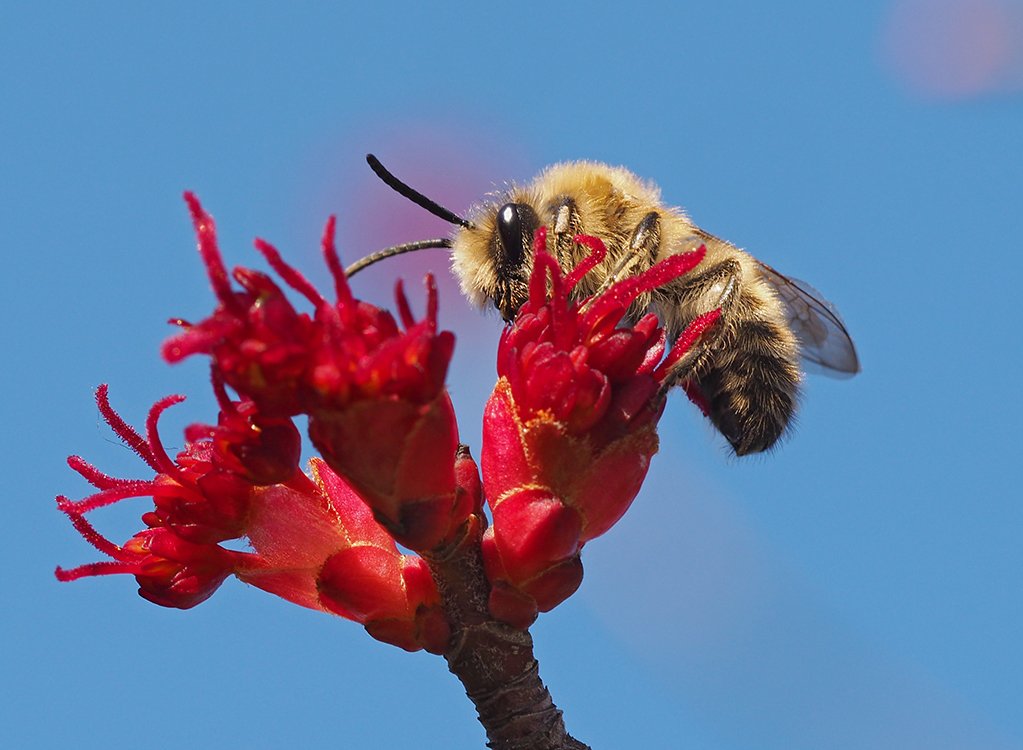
[496,202,533,266]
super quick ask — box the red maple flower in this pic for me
[162,194,464,551]
[56,385,447,652]
[162,195,452,414]
[58,197,720,651]
[480,229,721,626]
[55,384,263,605]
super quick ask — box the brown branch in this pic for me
[426,507,590,750]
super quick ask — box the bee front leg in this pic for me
[550,197,581,270]
[658,259,742,394]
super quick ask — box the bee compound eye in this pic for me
[496,202,532,266]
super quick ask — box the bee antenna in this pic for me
[366,154,474,229]
[344,238,454,278]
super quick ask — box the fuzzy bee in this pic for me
[348,155,859,455]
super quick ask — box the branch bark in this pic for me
[426,511,590,750]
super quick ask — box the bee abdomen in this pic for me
[696,319,800,456]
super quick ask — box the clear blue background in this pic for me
[4,2,1021,748]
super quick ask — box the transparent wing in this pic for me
[755,260,860,377]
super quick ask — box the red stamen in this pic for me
[654,309,722,380]
[161,316,241,364]
[637,325,668,374]
[145,394,187,481]
[394,280,415,330]
[67,455,129,490]
[210,368,234,413]
[629,247,706,297]
[320,216,357,319]
[183,192,240,312]
[58,506,131,561]
[56,482,161,514]
[528,234,563,320]
[564,235,607,290]
[582,247,706,331]
[184,423,215,442]
[533,225,548,253]
[95,384,158,471]
[424,274,438,330]
[254,238,327,309]
[55,561,139,581]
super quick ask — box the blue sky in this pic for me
[3,2,1022,748]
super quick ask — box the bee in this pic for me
[348,155,860,455]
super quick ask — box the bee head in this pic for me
[490,202,540,320]
[353,155,536,321]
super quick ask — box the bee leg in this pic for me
[550,197,581,270]
[590,212,661,299]
[660,259,799,454]
[657,259,742,394]
[631,212,661,251]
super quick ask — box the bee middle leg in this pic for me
[573,211,664,321]
[590,211,662,298]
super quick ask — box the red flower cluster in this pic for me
[56,385,447,652]
[163,195,463,551]
[478,229,720,626]
[57,196,720,650]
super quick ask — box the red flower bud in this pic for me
[56,511,239,610]
[240,459,448,653]
[185,374,303,486]
[308,390,460,551]
[126,527,238,608]
[453,444,484,520]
